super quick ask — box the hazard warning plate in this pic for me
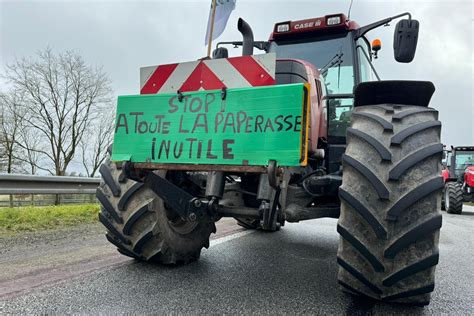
[112,83,310,167]
[140,54,276,94]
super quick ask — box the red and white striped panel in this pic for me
[140,53,276,94]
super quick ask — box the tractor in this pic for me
[97,12,443,306]
[442,146,474,214]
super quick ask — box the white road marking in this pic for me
[209,230,256,247]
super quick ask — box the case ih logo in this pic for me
[294,19,322,30]
[140,54,276,94]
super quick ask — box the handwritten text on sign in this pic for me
[112,83,308,166]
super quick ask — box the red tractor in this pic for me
[98,12,443,306]
[442,146,474,214]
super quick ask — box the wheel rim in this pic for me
[445,188,450,210]
[162,171,200,235]
[164,202,199,235]
[168,216,199,235]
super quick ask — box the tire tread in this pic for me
[351,112,393,131]
[446,182,463,214]
[342,154,390,200]
[337,104,442,305]
[338,225,385,272]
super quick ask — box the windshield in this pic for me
[269,34,355,95]
[455,151,474,174]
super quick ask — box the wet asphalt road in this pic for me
[1,206,474,314]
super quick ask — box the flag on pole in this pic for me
[205,0,236,45]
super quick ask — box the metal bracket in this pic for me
[122,161,146,182]
[122,164,209,221]
[259,160,283,231]
[144,172,208,221]
[221,87,227,100]
[267,160,280,189]
[260,186,281,231]
[177,90,184,102]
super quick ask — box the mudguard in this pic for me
[354,80,435,107]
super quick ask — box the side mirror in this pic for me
[212,47,229,59]
[393,19,419,63]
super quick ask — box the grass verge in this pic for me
[0,204,100,235]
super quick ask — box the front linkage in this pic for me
[122,160,283,230]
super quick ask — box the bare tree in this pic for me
[0,106,6,172]
[80,112,115,177]
[0,91,24,174]
[16,124,44,175]
[4,48,112,177]
[15,125,45,205]
[0,91,26,206]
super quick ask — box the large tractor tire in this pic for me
[337,104,443,305]
[445,182,463,214]
[97,149,215,264]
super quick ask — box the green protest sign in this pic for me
[112,83,309,167]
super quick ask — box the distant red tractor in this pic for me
[442,146,474,214]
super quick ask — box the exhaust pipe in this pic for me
[238,18,254,56]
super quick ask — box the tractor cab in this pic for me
[451,146,474,180]
[268,14,373,143]
[266,13,418,142]
[215,13,420,174]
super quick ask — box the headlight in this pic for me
[276,23,290,33]
[327,16,341,26]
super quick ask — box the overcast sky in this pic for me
[1,0,473,153]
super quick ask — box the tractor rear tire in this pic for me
[97,150,215,264]
[337,104,443,305]
[445,182,463,214]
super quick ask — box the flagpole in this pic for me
[207,0,218,58]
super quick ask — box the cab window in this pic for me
[357,38,379,83]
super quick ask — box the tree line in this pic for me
[0,48,115,178]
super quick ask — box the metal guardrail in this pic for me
[0,198,97,207]
[0,174,101,195]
